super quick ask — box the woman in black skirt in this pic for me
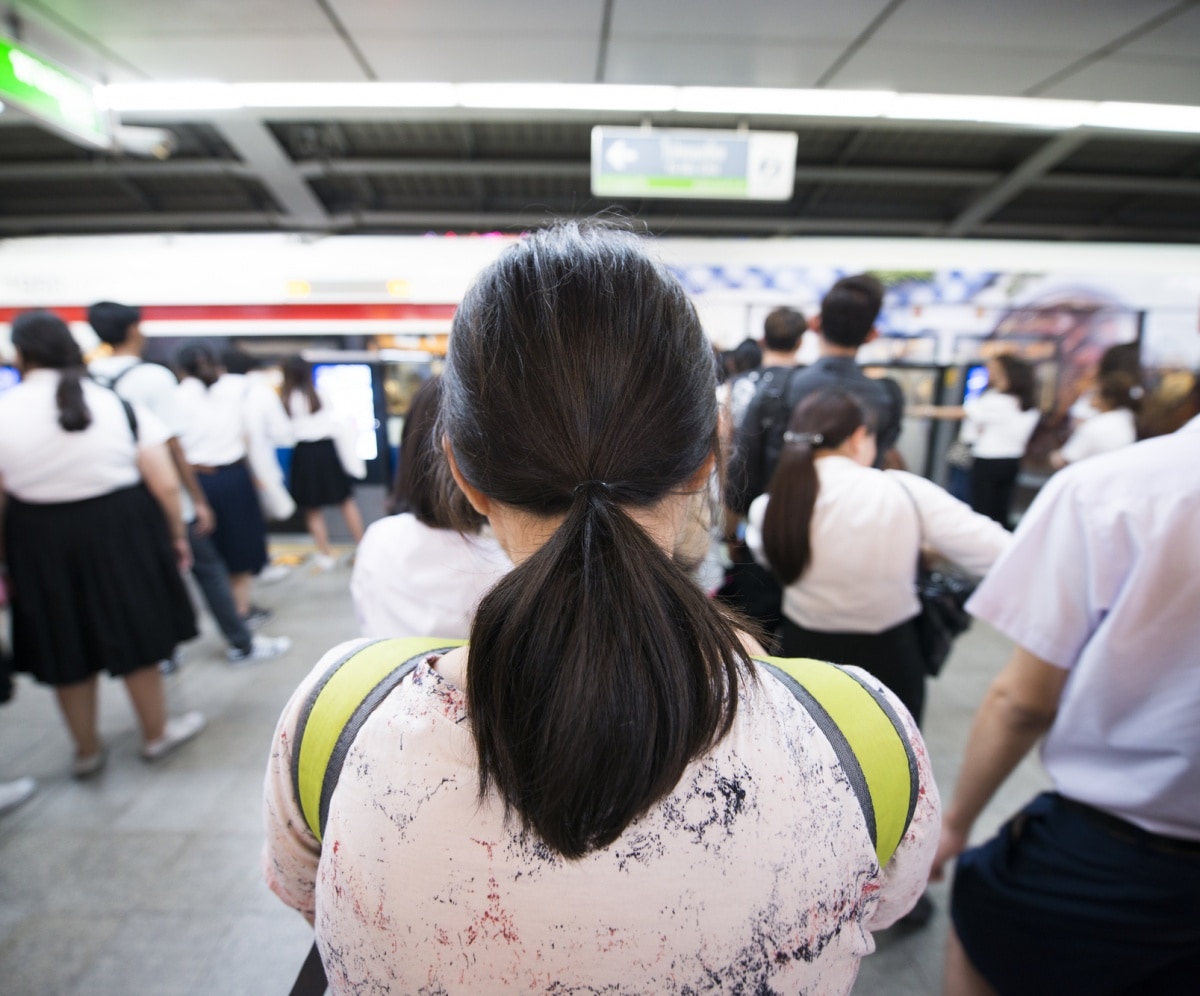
[281,357,364,570]
[747,388,1010,726]
[0,312,204,775]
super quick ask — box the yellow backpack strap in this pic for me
[291,637,467,842]
[755,656,919,867]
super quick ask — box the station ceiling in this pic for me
[2,0,1199,242]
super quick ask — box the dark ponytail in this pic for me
[762,390,872,585]
[177,344,221,388]
[11,310,92,432]
[443,221,747,859]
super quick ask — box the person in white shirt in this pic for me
[175,345,270,620]
[351,376,510,638]
[0,312,204,776]
[89,306,290,666]
[1051,371,1139,468]
[931,383,1200,996]
[748,388,1010,726]
[280,357,365,571]
[962,354,1041,527]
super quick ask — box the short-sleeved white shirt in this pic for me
[350,514,512,638]
[967,416,1200,840]
[963,390,1040,459]
[89,356,186,437]
[176,376,248,466]
[0,369,169,503]
[747,457,1010,633]
[285,388,338,443]
[1059,407,1136,464]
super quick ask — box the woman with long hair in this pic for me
[0,312,204,774]
[350,375,510,637]
[265,223,939,993]
[963,354,1041,526]
[280,357,364,570]
[750,388,1010,725]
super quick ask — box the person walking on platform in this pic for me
[280,357,365,571]
[175,345,274,624]
[0,312,204,774]
[932,374,1200,996]
[264,222,939,994]
[89,305,290,665]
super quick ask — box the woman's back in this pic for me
[265,641,937,994]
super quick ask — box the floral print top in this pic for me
[264,640,939,994]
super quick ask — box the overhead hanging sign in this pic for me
[591,126,797,201]
[0,36,110,149]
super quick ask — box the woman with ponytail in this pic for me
[264,223,940,994]
[0,312,203,775]
[749,389,1010,724]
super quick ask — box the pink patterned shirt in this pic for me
[264,641,939,994]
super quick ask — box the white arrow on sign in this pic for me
[604,139,639,172]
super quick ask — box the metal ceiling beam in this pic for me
[212,116,330,228]
[5,161,1198,199]
[943,130,1092,237]
[0,160,256,181]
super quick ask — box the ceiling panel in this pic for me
[334,0,606,34]
[604,39,844,87]
[865,0,1180,52]
[826,44,1078,95]
[102,35,367,81]
[354,34,599,82]
[1120,4,1200,59]
[22,0,332,35]
[607,0,892,39]
[1054,138,1200,176]
[843,130,1044,169]
[1038,57,1200,105]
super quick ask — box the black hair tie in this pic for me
[573,480,614,504]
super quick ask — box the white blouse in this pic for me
[350,513,512,639]
[962,390,1040,459]
[264,643,940,994]
[747,457,1010,633]
[286,388,339,443]
[0,370,169,503]
[1060,408,1136,464]
[176,376,250,466]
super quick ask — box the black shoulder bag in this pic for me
[893,477,976,676]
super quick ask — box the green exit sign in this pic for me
[0,36,110,149]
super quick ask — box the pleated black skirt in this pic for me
[4,484,198,686]
[779,615,927,726]
[196,460,269,574]
[289,438,352,509]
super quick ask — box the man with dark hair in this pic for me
[88,303,290,666]
[728,274,904,514]
[725,308,805,433]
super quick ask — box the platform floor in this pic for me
[0,540,1050,995]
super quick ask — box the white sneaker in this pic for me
[257,563,291,585]
[0,777,36,816]
[226,634,292,665]
[311,553,337,572]
[141,711,206,762]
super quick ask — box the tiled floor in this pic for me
[0,545,1049,995]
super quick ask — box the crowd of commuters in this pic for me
[2,222,1197,994]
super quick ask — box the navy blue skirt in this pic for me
[196,460,269,575]
[5,485,198,685]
